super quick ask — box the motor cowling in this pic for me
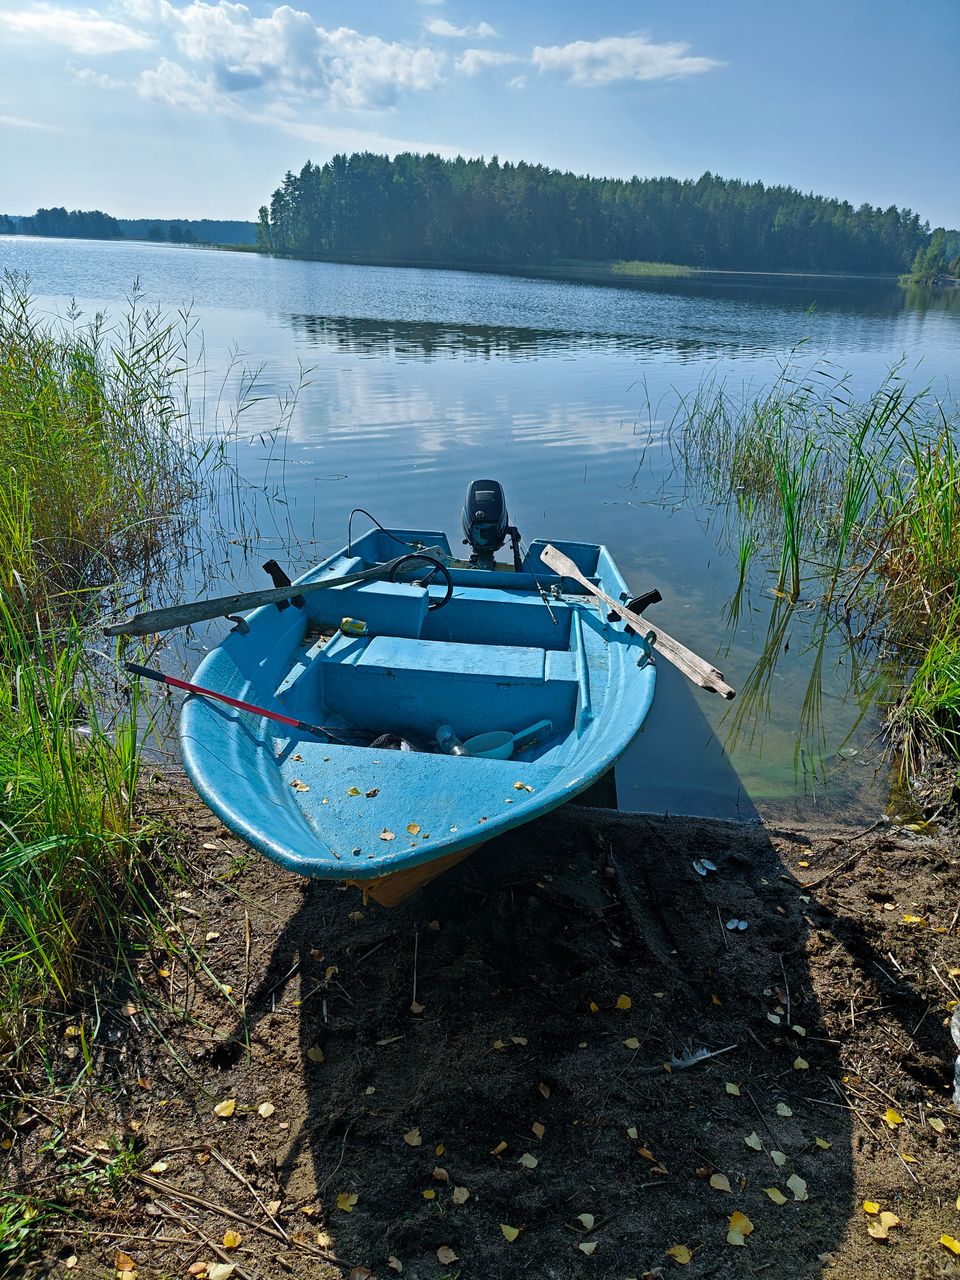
[461,479,510,569]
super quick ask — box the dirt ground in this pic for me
[6,770,960,1280]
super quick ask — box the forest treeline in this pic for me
[257,153,943,275]
[0,210,256,246]
[1,208,123,239]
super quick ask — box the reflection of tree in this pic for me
[288,312,706,361]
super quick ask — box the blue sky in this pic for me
[1,0,957,226]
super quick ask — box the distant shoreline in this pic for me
[3,231,911,289]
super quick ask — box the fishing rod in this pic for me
[124,662,355,741]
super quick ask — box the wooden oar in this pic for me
[104,547,446,638]
[539,544,735,699]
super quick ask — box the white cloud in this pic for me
[425,18,496,39]
[0,4,152,55]
[508,74,526,91]
[456,48,518,76]
[133,2,447,110]
[0,112,57,130]
[71,65,127,89]
[532,33,719,86]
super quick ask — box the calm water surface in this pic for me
[4,236,958,821]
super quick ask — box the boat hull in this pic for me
[180,529,656,899]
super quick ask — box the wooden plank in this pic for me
[540,543,735,699]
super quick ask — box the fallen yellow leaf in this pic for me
[407,823,421,835]
[422,1189,435,1200]
[147,1161,169,1174]
[942,1235,960,1255]
[500,1223,520,1242]
[213,1098,236,1118]
[436,1247,458,1265]
[665,1244,692,1264]
[452,1186,470,1204]
[770,1150,787,1167]
[222,1231,241,1249]
[744,1131,763,1151]
[616,994,632,1010]
[786,1173,808,1202]
[403,1128,422,1147]
[577,1213,595,1229]
[336,1192,358,1213]
[518,1153,538,1169]
[727,1211,754,1246]
[863,1201,881,1215]
[814,1137,831,1150]
[725,1083,741,1096]
[764,1187,787,1204]
[776,1103,792,1117]
[532,1122,545,1140]
[306,1046,325,1063]
[883,1107,904,1128]
[902,914,926,925]
[709,1173,732,1193]
[257,1102,275,1118]
[868,1211,901,1241]
[578,1242,597,1255]
[793,1058,810,1070]
[623,1037,641,1050]
[347,786,360,796]
[929,1117,946,1134]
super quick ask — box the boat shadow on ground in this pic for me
[212,797,938,1279]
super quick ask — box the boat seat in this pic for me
[318,633,578,740]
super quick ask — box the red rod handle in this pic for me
[124,662,330,739]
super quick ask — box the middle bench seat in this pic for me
[320,634,577,742]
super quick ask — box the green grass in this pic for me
[0,276,196,1049]
[677,363,960,772]
[610,259,695,278]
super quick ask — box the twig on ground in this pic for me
[152,1195,254,1280]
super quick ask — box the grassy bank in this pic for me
[678,366,960,774]
[0,277,194,1051]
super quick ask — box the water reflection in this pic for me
[290,311,718,360]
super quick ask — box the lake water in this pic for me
[3,235,958,822]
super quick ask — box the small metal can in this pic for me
[339,616,368,636]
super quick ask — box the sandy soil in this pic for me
[6,771,960,1280]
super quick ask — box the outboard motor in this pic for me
[461,479,522,570]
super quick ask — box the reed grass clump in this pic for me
[0,273,194,625]
[678,364,960,771]
[0,278,195,1045]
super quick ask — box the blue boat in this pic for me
[178,484,658,904]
